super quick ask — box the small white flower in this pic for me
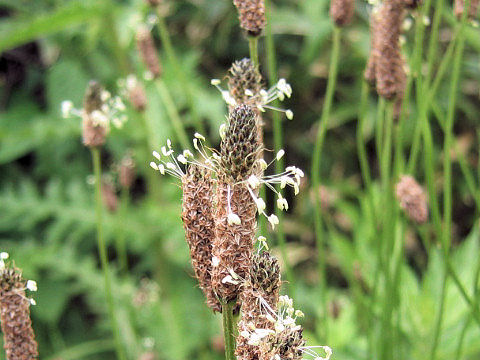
[245,89,254,97]
[166,162,176,170]
[247,333,261,346]
[29,298,36,306]
[177,155,187,164]
[26,280,37,292]
[211,79,221,86]
[423,15,430,26]
[277,196,289,211]
[158,164,165,175]
[61,100,73,118]
[152,151,161,160]
[183,150,193,158]
[276,149,285,161]
[219,123,227,139]
[267,214,279,229]
[248,175,260,189]
[222,91,237,107]
[100,90,111,102]
[194,133,206,141]
[286,110,294,120]
[255,198,266,213]
[221,275,239,285]
[240,330,250,338]
[0,252,9,260]
[149,162,159,170]
[212,256,220,267]
[274,321,285,333]
[228,212,241,225]
[295,310,304,317]
[258,159,268,171]
[266,314,276,323]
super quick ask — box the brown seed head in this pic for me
[375,0,407,100]
[82,81,107,148]
[101,179,118,213]
[258,327,305,360]
[402,0,422,9]
[228,58,263,106]
[119,154,136,189]
[182,165,221,312]
[128,83,148,112]
[233,0,266,36]
[1,263,38,360]
[136,26,162,79]
[220,105,260,182]
[329,0,355,26]
[454,0,480,20]
[212,182,257,302]
[395,175,428,224]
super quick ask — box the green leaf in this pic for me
[0,1,106,52]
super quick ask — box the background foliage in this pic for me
[1,0,480,359]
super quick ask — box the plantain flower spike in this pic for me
[182,165,222,312]
[233,0,266,37]
[395,175,429,224]
[0,253,39,360]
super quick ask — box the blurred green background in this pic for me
[1,0,480,359]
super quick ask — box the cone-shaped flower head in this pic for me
[182,165,222,312]
[0,255,38,360]
[220,105,260,182]
[228,58,263,106]
[233,0,266,37]
[375,0,406,100]
[395,175,428,224]
[136,25,162,79]
[329,0,355,26]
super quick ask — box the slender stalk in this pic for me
[248,36,259,68]
[155,11,206,135]
[311,26,341,342]
[116,187,129,274]
[155,79,191,151]
[221,301,237,360]
[91,148,126,360]
[430,3,471,357]
[264,0,294,292]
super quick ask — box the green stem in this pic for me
[264,0,294,293]
[91,148,126,360]
[248,36,259,68]
[221,301,237,360]
[105,8,130,76]
[311,26,341,342]
[155,12,206,135]
[155,79,191,151]
[116,187,129,274]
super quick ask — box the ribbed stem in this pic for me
[221,301,237,360]
[155,79,191,151]
[311,26,341,342]
[91,148,126,360]
[155,11,206,135]
[248,36,259,68]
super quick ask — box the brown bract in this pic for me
[258,327,305,360]
[182,165,221,312]
[0,268,38,360]
[233,0,266,37]
[212,182,257,302]
[136,26,162,79]
[375,0,406,100]
[82,81,107,148]
[395,175,428,224]
[329,0,355,26]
